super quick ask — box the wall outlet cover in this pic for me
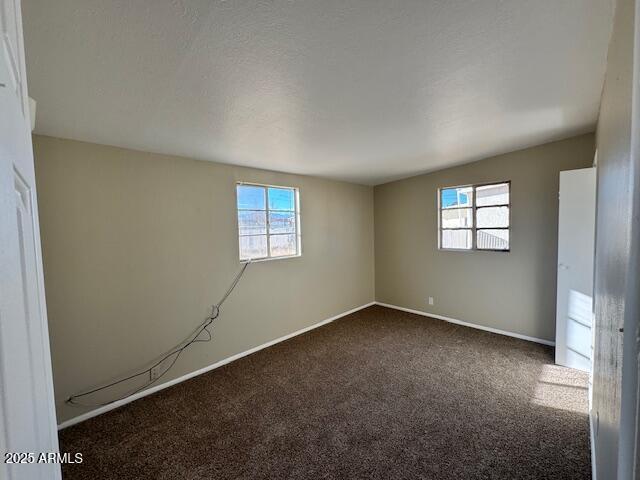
[428,297,434,305]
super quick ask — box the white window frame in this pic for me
[236,182,301,262]
[438,181,511,252]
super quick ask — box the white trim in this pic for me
[58,301,375,430]
[375,302,555,346]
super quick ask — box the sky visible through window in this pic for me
[441,188,469,208]
[237,185,265,210]
[237,186,295,211]
[268,188,295,211]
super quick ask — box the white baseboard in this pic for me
[375,302,555,346]
[58,301,375,430]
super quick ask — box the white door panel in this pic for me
[0,0,61,478]
[555,167,596,373]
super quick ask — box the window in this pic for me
[236,183,301,261]
[438,182,510,251]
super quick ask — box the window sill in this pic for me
[241,253,302,264]
[438,248,510,253]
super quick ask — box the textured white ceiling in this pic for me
[23,0,613,185]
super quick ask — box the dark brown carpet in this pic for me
[59,306,590,479]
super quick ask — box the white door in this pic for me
[0,0,61,478]
[555,167,596,372]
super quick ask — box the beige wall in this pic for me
[374,134,595,342]
[35,132,598,426]
[33,135,375,423]
[592,0,636,477]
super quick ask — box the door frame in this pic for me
[0,0,61,477]
[620,0,640,477]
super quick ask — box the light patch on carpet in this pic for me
[532,364,589,413]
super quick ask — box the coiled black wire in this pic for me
[66,261,251,407]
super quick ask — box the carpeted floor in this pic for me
[59,305,591,479]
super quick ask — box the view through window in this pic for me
[439,182,510,251]
[236,183,300,261]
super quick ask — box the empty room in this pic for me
[1,0,639,479]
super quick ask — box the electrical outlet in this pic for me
[150,365,161,381]
[428,297,434,306]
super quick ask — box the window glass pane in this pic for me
[237,185,266,210]
[269,212,296,234]
[477,229,509,250]
[441,208,473,228]
[441,229,472,249]
[476,183,509,206]
[270,234,297,257]
[476,206,509,228]
[238,211,267,235]
[268,187,295,211]
[441,187,472,208]
[239,235,268,260]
